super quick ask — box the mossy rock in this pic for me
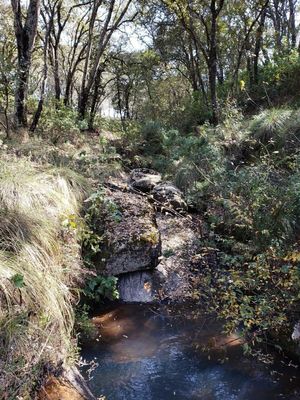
[95,189,161,276]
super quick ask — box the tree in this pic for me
[0,3,15,136]
[29,0,54,132]
[162,0,225,124]
[11,0,40,129]
[78,0,135,124]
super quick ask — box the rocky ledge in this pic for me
[95,188,161,276]
[93,169,202,303]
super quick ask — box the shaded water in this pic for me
[80,304,300,400]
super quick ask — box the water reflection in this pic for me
[80,304,300,400]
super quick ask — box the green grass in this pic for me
[249,108,293,146]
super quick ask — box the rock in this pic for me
[292,322,300,341]
[152,213,201,301]
[118,271,154,303]
[63,367,96,400]
[129,168,162,192]
[38,368,96,400]
[152,182,187,211]
[97,189,161,276]
[38,378,84,400]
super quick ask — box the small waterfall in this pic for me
[118,271,154,303]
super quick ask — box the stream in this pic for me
[80,304,300,400]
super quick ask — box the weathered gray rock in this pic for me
[118,271,154,303]
[98,189,161,276]
[130,168,162,192]
[152,182,187,211]
[292,322,300,341]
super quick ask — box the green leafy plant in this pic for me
[75,304,97,339]
[84,276,119,302]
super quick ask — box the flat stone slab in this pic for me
[118,271,154,303]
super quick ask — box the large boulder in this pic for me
[129,168,162,193]
[152,182,187,211]
[96,189,161,276]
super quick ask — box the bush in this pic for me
[84,276,119,302]
[38,102,80,143]
[260,50,300,102]
[150,126,226,208]
[141,120,165,155]
[199,247,300,340]
[196,160,300,345]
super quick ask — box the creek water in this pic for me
[80,304,300,400]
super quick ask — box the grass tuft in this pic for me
[0,156,88,398]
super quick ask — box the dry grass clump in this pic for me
[0,156,88,399]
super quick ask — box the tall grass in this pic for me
[249,108,292,146]
[0,156,88,398]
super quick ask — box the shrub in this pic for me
[140,120,166,155]
[156,127,226,208]
[199,247,300,341]
[84,276,119,302]
[260,50,300,102]
[38,103,80,143]
[195,131,300,345]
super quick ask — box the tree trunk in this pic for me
[88,69,103,130]
[78,0,133,120]
[253,8,267,84]
[15,62,29,127]
[52,47,61,102]
[11,0,40,129]
[208,0,221,125]
[64,75,72,106]
[288,0,297,49]
[30,3,52,132]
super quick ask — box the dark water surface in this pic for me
[80,304,300,400]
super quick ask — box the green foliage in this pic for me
[80,189,121,303]
[84,275,119,302]
[178,91,212,131]
[249,108,292,146]
[199,246,300,340]
[259,51,300,102]
[82,188,123,266]
[39,102,80,142]
[181,107,300,345]
[209,164,300,250]
[11,273,25,288]
[141,121,166,155]
[147,125,225,209]
[143,104,300,345]
[74,304,96,339]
